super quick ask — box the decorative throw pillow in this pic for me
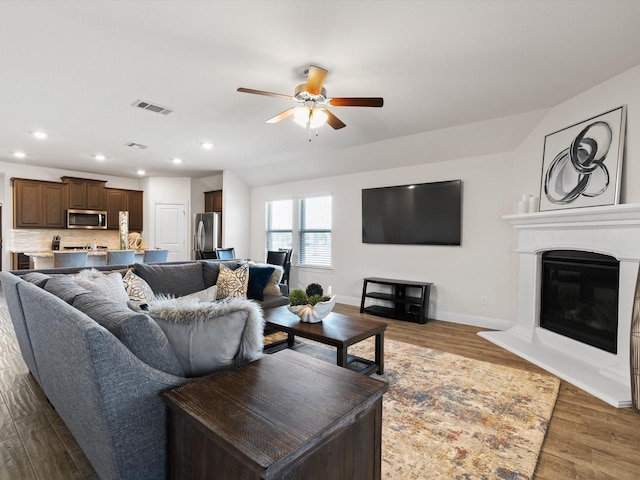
[73,269,130,304]
[122,269,156,303]
[247,265,275,301]
[147,296,264,376]
[250,262,284,296]
[155,285,218,303]
[180,285,217,302]
[216,263,248,299]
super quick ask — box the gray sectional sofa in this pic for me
[1,260,289,480]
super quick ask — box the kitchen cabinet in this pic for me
[62,177,107,210]
[204,190,222,213]
[12,178,66,228]
[106,188,144,231]
[127,190,143,231]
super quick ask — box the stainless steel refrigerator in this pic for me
[194,212,222,259]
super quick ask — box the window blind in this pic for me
[265,199,293,252]
[299,195,332,267]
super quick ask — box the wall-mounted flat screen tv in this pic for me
[362,179,462,245]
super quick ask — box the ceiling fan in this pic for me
[237,65,383,139]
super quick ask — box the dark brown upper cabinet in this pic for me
[204,190,222,213]
[106,188,144,231]
[62,176,107,210]
[12,178,66,228]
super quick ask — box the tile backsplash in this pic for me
[11,229,122,252]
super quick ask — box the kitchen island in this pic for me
[22,250,144,270]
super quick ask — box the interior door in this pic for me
[154,203,187,262]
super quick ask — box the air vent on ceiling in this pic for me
[125,142,148,149]
[132,99,173,115]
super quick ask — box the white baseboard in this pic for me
[338,295,512,331]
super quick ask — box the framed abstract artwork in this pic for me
[538,105,626,212]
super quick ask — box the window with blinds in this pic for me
[265,199,293,251]
[298,195,332,267]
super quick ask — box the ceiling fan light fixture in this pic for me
[293,107,310,127]
[293,107,328,129]
[311,108,328,129]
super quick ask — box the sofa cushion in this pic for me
[22,272,53,288]
[201,261,220,288]
[216,263,248,299]
[134,262,205,297]
[201,260,243,288]
[73,269,130,304]
[247,265,275,301]
[72,291,184,376]
[147,297,264,377]
[44,276,92,304]
[122,269,156,303]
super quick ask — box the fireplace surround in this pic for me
[480,204,640,407]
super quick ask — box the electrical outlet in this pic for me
[481,296,489,306]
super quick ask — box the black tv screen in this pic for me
[362,180,462,245]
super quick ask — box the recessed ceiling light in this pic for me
[94,154,106,161]
[201,142,214,150]
[137,169,146,176]
[32,131,48,140]
[14,151,26,159]
[172,157,182,164]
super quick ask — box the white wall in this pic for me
[249,63,640,330]
[251,152,515,330]
[222,170,250,259]
[511,63,640,207]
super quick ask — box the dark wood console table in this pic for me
[360,277,432,324]
[163,349,388,480]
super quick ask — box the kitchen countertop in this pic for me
[21,250,144,258]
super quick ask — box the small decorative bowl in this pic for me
[288,295,336,323]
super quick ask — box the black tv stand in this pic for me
[360,277,432,324]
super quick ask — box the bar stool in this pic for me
[53,251,88,268]
[106,250,135,265]
[142,249,169,263]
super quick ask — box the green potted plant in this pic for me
[288,283,336,323]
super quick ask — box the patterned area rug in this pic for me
[344,338,560,480]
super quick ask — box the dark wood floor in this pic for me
[1,300,640,479]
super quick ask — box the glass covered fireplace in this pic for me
[540,250,619,354]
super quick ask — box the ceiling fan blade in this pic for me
[329,97,384,107]
[237,87,293,100]
[325,109,346,130]
[266,107,297,123]
[305,65,328,95]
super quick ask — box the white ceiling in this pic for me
[2,0,640,187]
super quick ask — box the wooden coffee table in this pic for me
[264,306,387,375]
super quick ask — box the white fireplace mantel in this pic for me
[480,203,640,408]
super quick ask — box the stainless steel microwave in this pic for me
[67,209,108,229]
